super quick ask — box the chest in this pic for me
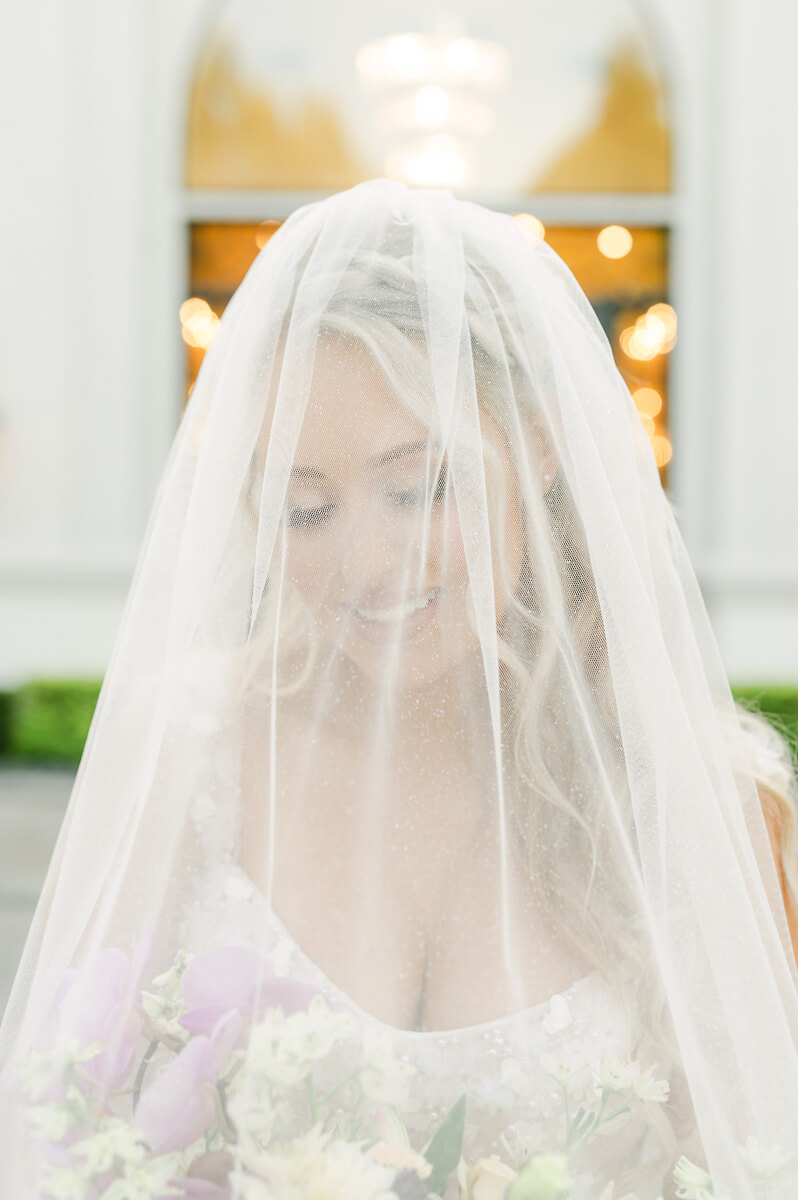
[239,721,488,1027]
[237,706,592,1031]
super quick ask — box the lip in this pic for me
[340,589,441,644]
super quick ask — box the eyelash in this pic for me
[284,473,448,528]
[389,471,449,509]
[284,503,336,529]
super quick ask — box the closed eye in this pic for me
[387,469,448,509]
[284,503,337,529]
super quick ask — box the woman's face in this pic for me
[273,336,525,691]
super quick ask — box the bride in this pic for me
[1,179,797,1199]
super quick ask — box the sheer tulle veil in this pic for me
[1,179,797,1198]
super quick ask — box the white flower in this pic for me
[151,948,194,999]
[226,1072,279,1150]
[69,1117,149,1173]
[539,1040,589,1087]
[247,996,354,1087]
[101,1155,184,1200]
[140,990,189,1042]
[25,1102,78,1143]
[672,1155,714,1200]
[42,1144,183,1200]
[359,1027,415,1105]
[467,1154,518,1200]
[233,1127,397,1200]
[39,1166,89,1200]
[738,1135,797,1180]
[632,1066,669,1104]
[17,1037,103,1102]
[23,1082,90,1142]
[542,995,573,1036]
[592,1056,642,1094]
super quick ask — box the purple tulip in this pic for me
[134,1009,242,1153]
[30,931,153,1104]
[178,945,318,1041]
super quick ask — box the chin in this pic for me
[302,596,480,693]
[338,631,481,696]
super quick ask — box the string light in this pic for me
[632,387,663,417]
[597,225,633,259]
[180,297,220,349]
[620,303,678,361]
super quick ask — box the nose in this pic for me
[335,504,426,603]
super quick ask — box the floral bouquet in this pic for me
[13,940,798,1200]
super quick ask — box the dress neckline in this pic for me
[226,863,604,1041]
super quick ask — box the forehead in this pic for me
[294,335,432,470]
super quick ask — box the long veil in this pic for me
[1,179,797,1199]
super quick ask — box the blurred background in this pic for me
[1,0,797,1014]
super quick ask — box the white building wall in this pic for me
[0,0,796,686]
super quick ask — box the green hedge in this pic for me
[3,680,102,763]
[0,679,796,766]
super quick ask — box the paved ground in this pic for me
[0,766,75,1018]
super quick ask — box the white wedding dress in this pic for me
[184,859,669,1200]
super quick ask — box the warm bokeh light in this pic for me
[648,301,677,349]
[388,136,472,187]
[413,85,450,127]
[597,224,633,259]
[443,37,510,87]
[620,305,677,361]
[357,33,510,89]
[651,435,673,467]
[356,34,428,84]
[632,386,663,417]
[514,213,546,239]
[180,297,220,349]
[639,414,655,436]
[255,220,280,250]
[382,92,494,136]
[179,297,210,324]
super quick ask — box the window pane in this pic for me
[182,221,673,482]
[186,1,670,194]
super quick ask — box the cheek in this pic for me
[488,497,525,623]
[281,532,338,609]
[433,517,467,589]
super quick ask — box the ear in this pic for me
[530,416,560,495]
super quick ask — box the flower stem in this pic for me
[316,1070,358,1107]
[132,1038,159,1111]
[216,1080,239,1141]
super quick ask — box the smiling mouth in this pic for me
[342,588,441,627]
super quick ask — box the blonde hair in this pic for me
[728,701,798,936]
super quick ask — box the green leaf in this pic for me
[423,1094,466,1194]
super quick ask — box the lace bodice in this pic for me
[183,862,670,1199]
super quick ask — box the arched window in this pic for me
[181,0,675,476]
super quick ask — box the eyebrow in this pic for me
[290,440,431,480]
